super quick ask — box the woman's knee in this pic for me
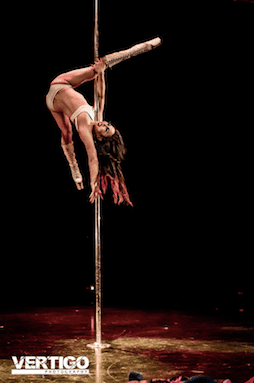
[61,129,72,145]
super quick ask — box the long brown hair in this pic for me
[94,129,133,206]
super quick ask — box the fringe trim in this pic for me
[96,173,133,207]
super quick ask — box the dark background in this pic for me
[2,1,253,316]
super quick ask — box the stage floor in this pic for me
[0,307,253,382]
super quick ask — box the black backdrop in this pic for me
[3,1,253,314]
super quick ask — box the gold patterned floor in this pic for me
[0,307,253,382]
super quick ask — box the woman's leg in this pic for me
[50,110,73,145]
[50,110,84,190]
[103,37,161,68]
[52,66,98,88]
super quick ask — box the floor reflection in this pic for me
[0,307,253,382]
[95,346,102,383]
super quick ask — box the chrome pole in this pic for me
[88,0,110,350]
[94,0,101,347]
[94,192,101,345]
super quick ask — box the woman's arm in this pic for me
[91,60,106,120]
[78,126,99,202]
[96,72,105,121]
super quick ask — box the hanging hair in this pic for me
[94,129,133,206]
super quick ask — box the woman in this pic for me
[46,59,132,206]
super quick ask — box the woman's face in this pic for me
[96,121,115,138]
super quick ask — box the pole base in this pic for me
[87,342,111,349]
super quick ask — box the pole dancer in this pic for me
[45,37,161,205]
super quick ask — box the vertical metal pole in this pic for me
[94,0,101,346]
[88,0,110,350]
[94,0,99,62]
[94,194,101,345]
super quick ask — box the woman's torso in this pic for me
[52,83,92,120]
